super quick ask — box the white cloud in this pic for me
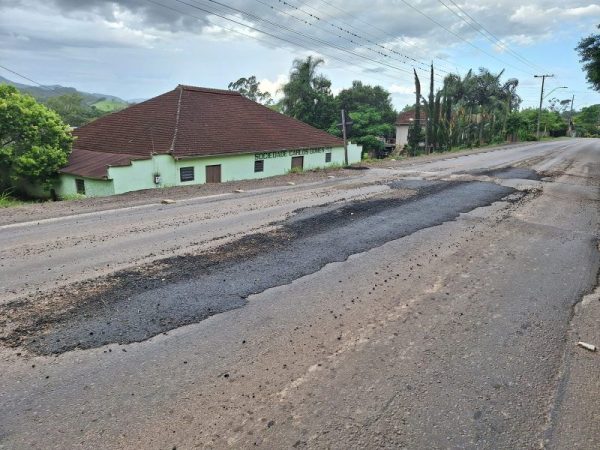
[259,74,287,99]
[389,84,414,95]
[2,0,600,109]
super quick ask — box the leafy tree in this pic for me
[328,106,393,156]
[45,93,103,127]
[576,25,600,92]
[280,56,338,130]
[227,75,273,105]
[547,97,571,114]
[573,104,600,136]
[0,85,72,192]
[336,81,396,125]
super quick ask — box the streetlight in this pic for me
[543,86,568,100]
[534,73,566,139]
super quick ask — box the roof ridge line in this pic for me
[170,86,184,153]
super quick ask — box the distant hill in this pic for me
[0,75,129,111]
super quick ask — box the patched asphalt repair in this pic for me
[2,176,522,355]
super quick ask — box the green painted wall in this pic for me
[56,174,115,198]
[57,144,362,197]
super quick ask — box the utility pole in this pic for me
[341,109,349,166]
[535,74,554,139]
[568,94,575,137]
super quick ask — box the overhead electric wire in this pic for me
[438,0,543,73]
[399,0,534,77]
[143,0,420,87]
[253,0,445,84]
[268,0,448,77]
[187,0,419,76]
[0,63,54,90]
[444,0,545,72]
[306,0,465,74]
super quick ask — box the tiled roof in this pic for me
[65,85,344,178]
[395,110,427,125]
[60,149,142,179]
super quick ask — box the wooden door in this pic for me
[291,156,304,170]
[206,165,221,183]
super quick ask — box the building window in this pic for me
[325,152,332,163]
[75,178,85,195]
[254,160,264,173]
[180,166,194,182]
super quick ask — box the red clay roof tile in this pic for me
[64,85,344,178]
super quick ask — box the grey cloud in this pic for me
[2,0,598,69]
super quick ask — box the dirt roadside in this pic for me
[0,142,539,226]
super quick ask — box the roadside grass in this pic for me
[0,191,27,208]
[60,193,87,201]
[0,189,88,208]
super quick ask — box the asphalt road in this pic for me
[0,138,598,449]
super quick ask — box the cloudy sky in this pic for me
[1,0,599,110]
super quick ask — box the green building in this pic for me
[52,85,362,198]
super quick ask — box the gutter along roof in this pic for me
[61,85,344,178]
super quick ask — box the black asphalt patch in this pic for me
[463,167,541,180]
[1,180,517,355]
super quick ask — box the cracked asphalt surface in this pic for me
[0,139,598,449]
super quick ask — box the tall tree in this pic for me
[280,56,337,130]
[576,25,600,92]
[407,69,423,156]
[0,85,72,192]
[336,81,396,124]
[227,76,273,105]
[45,93,103,127]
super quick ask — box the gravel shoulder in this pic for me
[0,140,547,227]
[0,168,361,226]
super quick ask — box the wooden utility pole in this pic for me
[568,94,575,137]
[535,74,554,139]
[341,109,349,166]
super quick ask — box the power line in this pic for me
[270,0,448,77]
[192,0,416,76]
[0,63,54,90]
[144,0,419,88]
[307,0,466,74]
[439,0,544,73]
[399,0,534,77]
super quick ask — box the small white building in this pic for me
[395,110,427,149]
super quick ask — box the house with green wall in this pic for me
[50,85,362,198]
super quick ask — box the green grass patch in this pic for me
[60,193,87,201]
[0,191,26,208]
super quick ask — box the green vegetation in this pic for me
[91,98,128,113]
[280,56,338,131]
[0,190,26,208]
[228,76,273,105]
[576,24,600,92]
[45,93,109,127]
[0,85,73,193]
[60,193,87,201]
[407,66,524,154]
[573,104,600,136]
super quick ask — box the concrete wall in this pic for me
[57,145,362,197]
[396,125,409,148]
[56,174,115,198]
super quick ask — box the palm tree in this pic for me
[280,56,337,129]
